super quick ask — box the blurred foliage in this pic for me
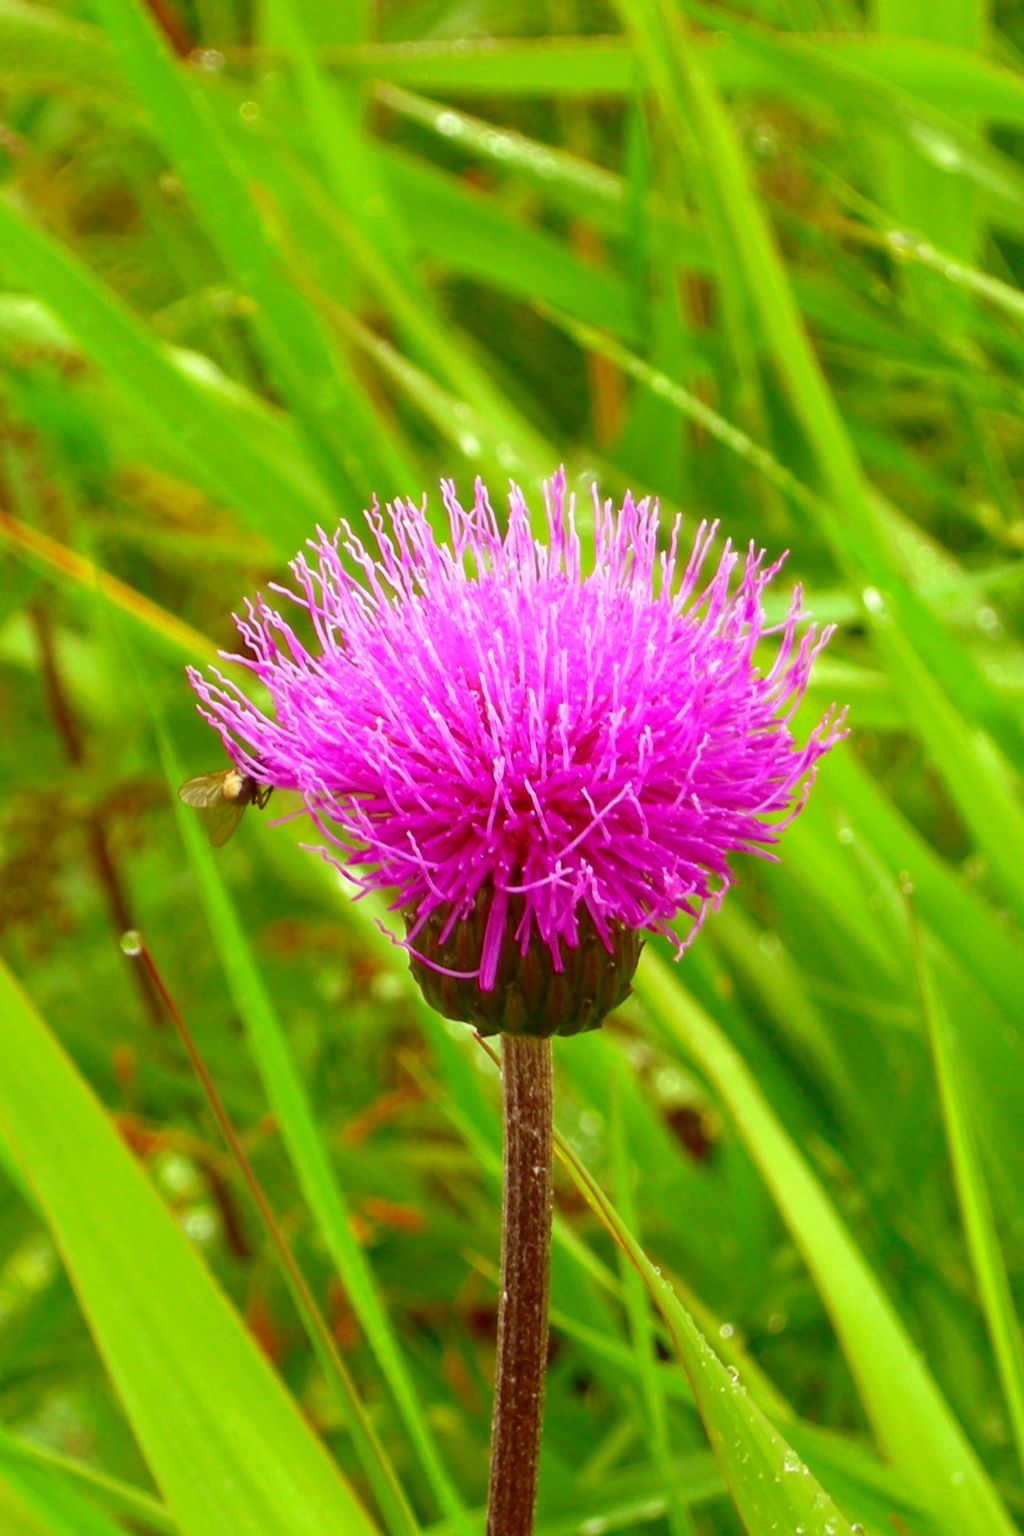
[0,0,1023,1532]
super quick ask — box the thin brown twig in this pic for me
[30,602,166,1029]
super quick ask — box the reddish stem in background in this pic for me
[31,603,165,1030]
[486,1033,554,1536]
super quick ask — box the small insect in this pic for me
[178,768,272,847]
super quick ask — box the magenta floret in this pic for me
[189,471,844,987]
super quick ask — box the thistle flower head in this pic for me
[189,471,843,1033]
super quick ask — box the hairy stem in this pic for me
[487,1033,554,1536]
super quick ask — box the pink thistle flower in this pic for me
[188,471,843,1025]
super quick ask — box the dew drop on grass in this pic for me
[861,586,887,619]
[781,1450,801,1474]
[189,47,225,71]
[484,129,515,161]
[120,930,142,957]
[886,229,915,261]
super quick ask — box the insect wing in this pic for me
[178,772,247,847]
[179,773,229,809]
[202,798,248,847]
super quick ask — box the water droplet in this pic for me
[976,605,1000,634]
[837,826,855,846]
[120,930,142,957]
[781,1450,801,1474]
[912,124,963,173]
[861,585,885,615]
[767,1311,788,1333]
[189,46,225,72]
[898,870,914,896]
[726,1365,741,1384]
[181,1207,217,1243]
[719,1322,735,1339]
[436,110,464,138]
[456,432,482,459]
[484,129,515,161]
[886,228,916,261]
[239,100,261,124]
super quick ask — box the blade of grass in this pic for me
[0,508,213,664]
[547,1103,863,1536]
[0,199,331,550]
[682,3,1024,233]
[0,1470,119,1536]
[635,948,1019,1536]
[0,959,381,1536]
[874,0,987,314]
[0,1428,174,1536]
[319,29,1024,136]
[609,1063,697,1536]
[127,932,421,1536]
[911,908,1024,1478]
[272,150,559,476]
[0,0,129,102]
[261,0,413,280]
[86,0,414,506]
[530,1452,723,1535]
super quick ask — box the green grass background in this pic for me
[1,0,1023,1532]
